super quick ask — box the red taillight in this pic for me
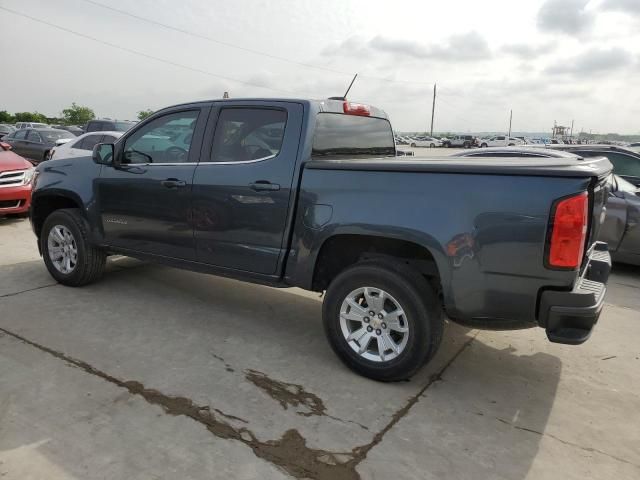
[548,192,589,269]
[343,101,371,116]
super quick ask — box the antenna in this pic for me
[343,73,358,99]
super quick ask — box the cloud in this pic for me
[501,43,556,59]
[545,47,633,75]
[537,0,594,35]
[600,0,640,16]
[323,31,491,62]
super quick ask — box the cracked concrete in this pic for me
[1,218,640,479]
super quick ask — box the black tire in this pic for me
[463,141,470,149]
[430,143,435,148]
[481,143,487,148]
[322,259,444,382]
[41,208,106,286]
[410,143,416,148]
[444,142,450,148]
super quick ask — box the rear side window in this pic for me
[312,113,395,158]
[13,130,28,140]
[27,130,43,142]
[210,108,287,162]
[75,134,102,151]
[86,121,102,132]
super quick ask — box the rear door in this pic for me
[192,101,303,275]
[96,106,208,260]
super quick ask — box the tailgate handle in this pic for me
[250,181,280,192]
[161,178,186,189]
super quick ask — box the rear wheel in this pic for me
[410,143,416,148]
[323,260,444,381]
[463,141,470,148]
[430,143,435,148]
[481,143,488,148]
[41,209,106,286]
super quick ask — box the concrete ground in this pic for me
[0,217,638,480]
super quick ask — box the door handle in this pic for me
[161,178,186,189]
[249,181,280,192]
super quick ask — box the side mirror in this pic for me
[93,143,114,165]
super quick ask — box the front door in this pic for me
[96,107,207,260]
[192,102,303,275]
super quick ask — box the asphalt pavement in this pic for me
[1,217,639,480]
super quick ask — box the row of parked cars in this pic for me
[0,119,135,217]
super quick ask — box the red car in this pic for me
[0,142,34,217]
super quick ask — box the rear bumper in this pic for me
[0,184,32,215]
[538,242,611,345]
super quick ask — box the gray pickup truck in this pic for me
[30,98,612,381]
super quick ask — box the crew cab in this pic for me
[30,98,613,381]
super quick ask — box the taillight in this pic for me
[547,192,589,269]
[343,101,371,116]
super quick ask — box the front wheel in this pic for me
[430,143,435,148]
[481,143,488,148]
[41,209,106,286]
[410,143,416,148]
[322,260,444,381]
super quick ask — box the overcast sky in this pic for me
[1,0,639,133]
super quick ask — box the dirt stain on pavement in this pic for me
[245,369,326,417]
[0,326,474,480]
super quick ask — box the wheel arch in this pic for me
[310,233,449,299]
[31,190,85,241]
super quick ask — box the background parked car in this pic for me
[479,136,525,148]
[0,141,34,217]
[2,128,75,164]
[52,125,84,136]
[49,131,123,160]
[15,122,48,130]
[409,136,442,148]
[84,119,136,133]
[452,146,640,266]
[543,144,640,187]
[0,124,16,138]
[442,135,478,148]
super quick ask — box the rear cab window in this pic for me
[312,113,395,158]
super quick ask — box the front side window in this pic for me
[13,130,27,140]
[210,108,286,163]
[123,110,199,164]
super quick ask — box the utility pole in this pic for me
[508,109,513,137]
[430,83,436,137]
[570,119,574,140]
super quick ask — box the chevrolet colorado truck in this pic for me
[30,98,613,381]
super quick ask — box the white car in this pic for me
[409,136,442,148]
[479,136,524,148]
[15,122,48,130]
[49,131,123,160]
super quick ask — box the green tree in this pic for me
[0,110,14,123]
[137,109,154,121]
[14,112,48,123]
[62,103,95,125]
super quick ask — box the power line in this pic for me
[77,0,436,88]
[0,5,308,96]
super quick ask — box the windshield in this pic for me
[114,122,135,132]
[41,130,74,142]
